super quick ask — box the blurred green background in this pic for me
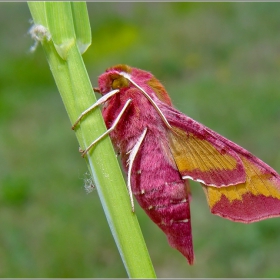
[1,2,280,278]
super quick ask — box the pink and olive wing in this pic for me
[166,125,246,187]
[164,105,280,223]
[203,155,280,223]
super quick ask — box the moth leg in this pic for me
[126,127,148,212]
[72,89,120,130]
[81,98,132,157]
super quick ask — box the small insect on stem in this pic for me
[83,172,95,194]
[29,23,51,52]
[72,64,280,265]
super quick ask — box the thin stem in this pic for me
[27,2,156,278]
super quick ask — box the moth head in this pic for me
[98,64,172,106]
[98,64,131,94]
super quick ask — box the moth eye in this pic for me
[111,76,130,89]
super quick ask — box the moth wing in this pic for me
[164,107,246,187]
[164,105,280,222]
[203,155,280,223]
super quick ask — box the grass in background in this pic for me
[0,2,280,277]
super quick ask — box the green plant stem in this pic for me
[27,2,156,278]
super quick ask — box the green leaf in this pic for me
[71,2,92,54]
[28,2,47,26]
[45,2,76,60]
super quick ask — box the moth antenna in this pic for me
[127,127,148,212]
[81,98,132,157]
[93,87,100,93]
[72,89,120,130]
[120,72,172,130]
